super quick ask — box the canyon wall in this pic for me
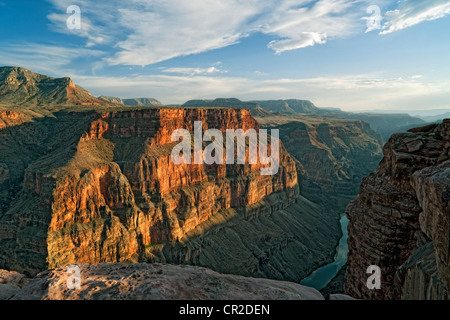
[0,108,301,277]
[257,117,384,213]
[147,116,384,282]
[344,120,450,299]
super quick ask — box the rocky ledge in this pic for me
[0,269,29,300]
[6,263,324,300]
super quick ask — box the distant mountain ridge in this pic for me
[99,96,162,107]
[0,66,107,107]
[250,99,324,115]
[418,112,450,123]
[0,67,426,141]
[183,97,426,142]
[341,112,426,141]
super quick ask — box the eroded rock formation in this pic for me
[345,120,450,300]
[0,108,299,277]
[257,117,384,212]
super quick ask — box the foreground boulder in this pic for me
[0,269,29,300]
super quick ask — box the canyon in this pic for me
[2,66,446,300]
[256,115,384,212]
[0,103,349,283]
[0,67,385,287]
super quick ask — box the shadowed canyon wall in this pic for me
[256,117,384,213]
[345,120,450,300]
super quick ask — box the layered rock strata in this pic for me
[256,117,384,213]
[0,108,298,277]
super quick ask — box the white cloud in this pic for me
[45,0,371,66]
[263,0,363,51]
[46,12,107,47]
[162,67,226,76]
[268,32,328,53]
[38,0,450,66]
[105,0,262,66]
[381,0,450,34]
[46,0,115,47]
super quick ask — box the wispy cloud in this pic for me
[27,0,450,68]
[105,0,261,66]
[0,43,104,76]
[162,66,227,76]
[46,0,116,47]
[1,0,448,112]
[45,0,372,66]
[381,0,450,34]
[264,0,363,53]
[268,32,328,53]
[72,71,450,111]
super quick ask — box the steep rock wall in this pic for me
[344,120,450,299]
[0,108,298,276]
[258,118,384,213]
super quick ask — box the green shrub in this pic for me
[433,132,443,140]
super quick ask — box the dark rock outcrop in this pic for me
[251,99,321,115]
[344,120,450,300]
[183,98,272,117]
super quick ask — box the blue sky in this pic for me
[0,0,450,111]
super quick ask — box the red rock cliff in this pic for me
[0,108,298,275]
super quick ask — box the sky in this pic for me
[0,0,450,112]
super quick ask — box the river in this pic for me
[300,214,349,290]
